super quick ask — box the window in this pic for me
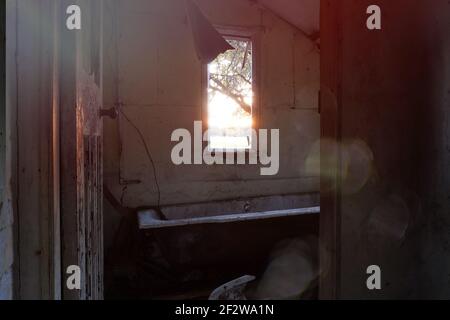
[207,36,254,151]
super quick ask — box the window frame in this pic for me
[202,25,261,155]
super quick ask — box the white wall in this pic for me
[103,0,320,209]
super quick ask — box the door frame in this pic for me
[8,0,62,300]
[60,0,104,300]
[319,0,343,300]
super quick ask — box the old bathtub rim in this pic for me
[138,206,320,230]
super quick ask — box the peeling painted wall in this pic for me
[102,0,320,213]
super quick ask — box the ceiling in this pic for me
[257,0,319,36]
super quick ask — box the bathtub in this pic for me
[136,194,319,297]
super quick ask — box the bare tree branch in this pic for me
[208,39,253,115]
[210,78,252,114]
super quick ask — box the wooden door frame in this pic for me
[51,0,62,300]
[7,0,62,300]
[60,0,104,300]
[6,0,104,300]
[59,0,79,299]
[319,0,343,300]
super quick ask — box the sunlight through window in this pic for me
[207,38,253,151]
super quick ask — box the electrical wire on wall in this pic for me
[116,102,162,208]
[109,0,161,209]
